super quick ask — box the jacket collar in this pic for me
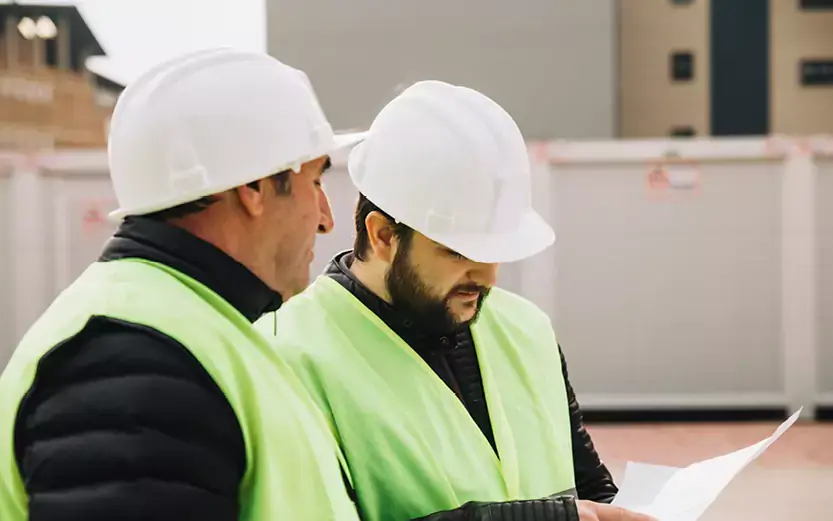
[99,216,283,322]
[324,250,465,350]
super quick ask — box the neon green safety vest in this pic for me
[256,276,576,521]
[0,259,359,521]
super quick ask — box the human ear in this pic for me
[234,180,268,218]
[365,211,396,263]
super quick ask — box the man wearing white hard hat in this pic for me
[258,81,653,521]
[0,48,366,521]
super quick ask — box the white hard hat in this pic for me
[347,80,554,264]
[107,47,365,221]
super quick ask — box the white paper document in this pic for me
[611,408,802,521]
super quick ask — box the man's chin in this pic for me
[454,294,490,326]
[450,305,479,325]
[281,276,312,301]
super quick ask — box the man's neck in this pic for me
[349,258,393,305]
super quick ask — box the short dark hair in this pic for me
[353,192,412,261]
[144,169,292,221]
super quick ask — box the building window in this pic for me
[670,51,695,82]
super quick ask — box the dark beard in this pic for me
[385,248,490,331]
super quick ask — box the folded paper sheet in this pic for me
[611,408,802,521]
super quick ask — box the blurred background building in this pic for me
[267,0,833,140]
[3,0,831,148]
[0,2,121,149]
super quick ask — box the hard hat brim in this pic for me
[334,131,368,149]
[426,208,555,264]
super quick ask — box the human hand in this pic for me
[577,500,657,521]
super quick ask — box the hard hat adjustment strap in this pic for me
[171,165,209,192]
[425,210,455,234]
[167,124,208,191]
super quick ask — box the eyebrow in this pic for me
[323,157,332,173]
[440,244,465,257]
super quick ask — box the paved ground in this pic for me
[586,420,833,520]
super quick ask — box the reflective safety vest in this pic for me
[256,276,575,521]
[0,259,359,521]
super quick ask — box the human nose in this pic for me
[470,262,499,288]
[317,189,335,234]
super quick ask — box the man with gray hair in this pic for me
[0,48,365,521]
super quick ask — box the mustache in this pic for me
[449,284,490,296]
